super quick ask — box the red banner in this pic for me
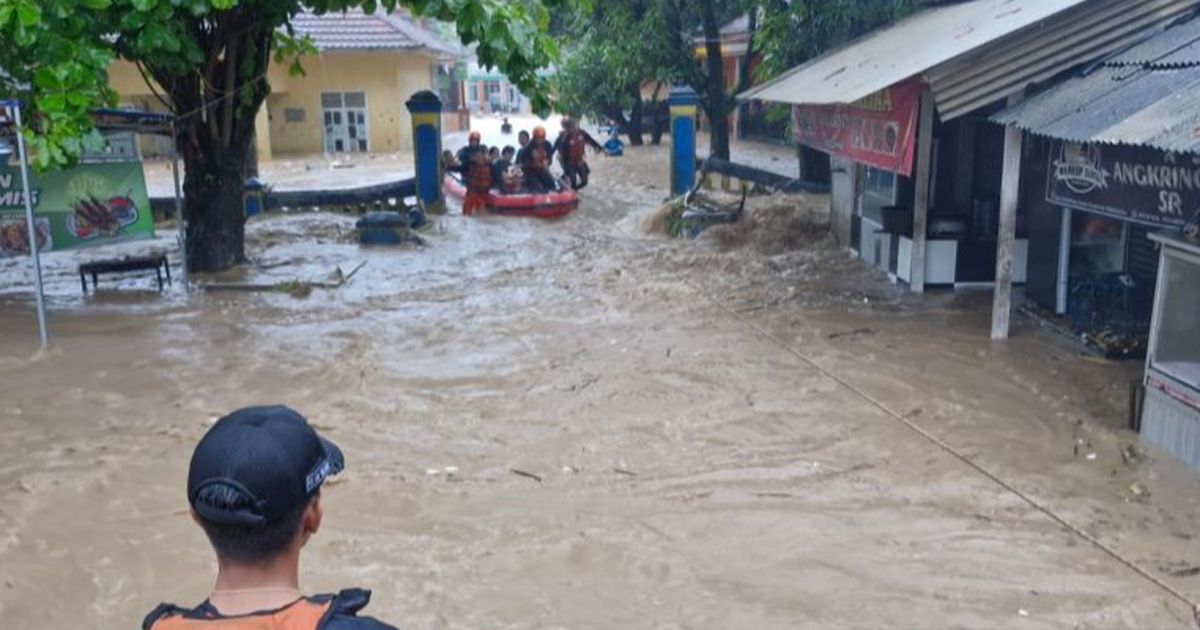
[792,77,923,176]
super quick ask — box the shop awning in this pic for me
[740,0,1199,121]
[992,16,1200,153]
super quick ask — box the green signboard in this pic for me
[0,161,154,258]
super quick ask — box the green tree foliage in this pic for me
[755,0,918,83]
[555,0,917,158]
[751,0,917,133]
[0,0,117,169]
[553,0,676,146]
[554,0,747,158]
[0,0,566,271]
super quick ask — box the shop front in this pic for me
[1018,139,1190,357]
[736,0,1190,298]
[837,98,1030,289]
[1141,232,1200,471]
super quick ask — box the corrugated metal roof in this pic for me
[992,17,1200,152]
[290,10,460,56]
[739,0,1092,106]
[741,0,1200,122]
[929,0,1199,119]
[1109,15,1200,67]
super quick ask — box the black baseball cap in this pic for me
[188,405,344,527]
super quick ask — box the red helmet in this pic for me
[533,126,546,139]
[468,131,481,144]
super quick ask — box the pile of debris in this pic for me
[704,192,833,255]
[644,189,834,256]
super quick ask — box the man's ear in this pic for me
[299,496,322,546]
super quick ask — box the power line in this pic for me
[689,278,1200,625]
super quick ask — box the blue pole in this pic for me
[668,86,700,197]
[405,91,446,215]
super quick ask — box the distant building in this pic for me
[464,62,531,115]
[107,9,464,159]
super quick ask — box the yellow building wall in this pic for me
[266,52,435,156]
[107,59,288,160]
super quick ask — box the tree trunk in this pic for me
[605,106,643,146]
[144,17,273,273]
[628,92,645,145]
[701,0,730,160]
[245,129,260,179]
[734,11,759,142]
[651,101,665,145]
[182,141,250,272]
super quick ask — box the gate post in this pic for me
[668,86,700,197]
[406,90,446,214]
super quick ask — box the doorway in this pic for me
[321,92,369,154]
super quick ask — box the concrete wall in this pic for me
[267,52,435,156]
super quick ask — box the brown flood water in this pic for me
[2,142,1200,629]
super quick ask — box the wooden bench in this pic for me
[79,254,171,293]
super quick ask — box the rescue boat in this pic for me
[443,174,579,219]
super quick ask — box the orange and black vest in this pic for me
[143,588,396,630]
[566,132,587,166]
[522,139,552,171]
[468,152,493,193]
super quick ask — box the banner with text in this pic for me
[0,161,154,258]
[1046,140,1196,229]
[791,77,922,177]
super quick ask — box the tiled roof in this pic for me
[290,9,461,56]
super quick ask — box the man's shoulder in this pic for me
[322,614,398,630]
[318,588,399,630]
[142,589,399,630]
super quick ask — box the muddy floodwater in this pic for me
[2,140,1200,629]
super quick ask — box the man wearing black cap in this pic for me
[142,405,397,630]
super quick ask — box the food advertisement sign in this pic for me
[1046,140,1196,229]
[0,161,154,258]
[791,77,923,177]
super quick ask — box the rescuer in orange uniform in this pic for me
[554,117,603,191]
[456,131,492,215]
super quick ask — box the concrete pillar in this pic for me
[668,86,700,197]
[405,90,445,215]
[992,91,1026,340]
[830,156,856,248]
[992,125,1024,340]
[910,87,935,294]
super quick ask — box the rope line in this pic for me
[683,276,1200,622]
[170,73,268,124]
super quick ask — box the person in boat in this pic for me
[554,117,603,191]
[142,405,397,630]
[492,145,516,191]
[517,126,557,192]
[456,131,493,215]
[441,149,459,173]
[488,146,500,163]
[517,129,530,150]
[501,117,513,134]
